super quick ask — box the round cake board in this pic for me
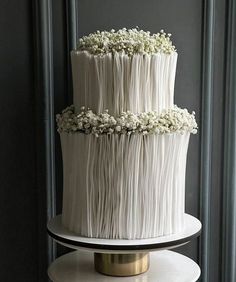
[48,250,201,282]
[47,213,201,253]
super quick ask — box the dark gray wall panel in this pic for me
[199,0,215,281]
[52,0,67,217]
[208,0,226,281]
[221,0,236,281]
[33,0,57,269]
[0,0,38,281]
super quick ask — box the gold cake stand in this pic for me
[94,252,149,276]
[47,214,201,278]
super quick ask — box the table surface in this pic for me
[47,214,201,253]
[48,250,201,282]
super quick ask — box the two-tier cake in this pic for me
[57,28,197,239]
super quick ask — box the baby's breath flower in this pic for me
[115,125,122,132]
[56,105,197,136]
[76,28,176,56]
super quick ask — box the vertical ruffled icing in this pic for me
[61,133,189,239]
[62,48,192,239]
[71,51,178,115]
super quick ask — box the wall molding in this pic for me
[199,0,215,281]
[33,0,79,270]
[65,0,78,104]
[222,0,236,280]
[66,0,78,50]
[33,0,56,266]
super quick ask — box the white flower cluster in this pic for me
[56,106,197,137]
[77,28,176,56]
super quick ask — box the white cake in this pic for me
[57,28,197,239]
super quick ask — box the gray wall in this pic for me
[1,0,236,282]
[0,1,47,281]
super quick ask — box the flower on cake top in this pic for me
[56,106,197,137]
[76,28,176,56]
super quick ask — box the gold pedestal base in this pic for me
[94,252,150,277]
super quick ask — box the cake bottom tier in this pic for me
[60,133,190,239]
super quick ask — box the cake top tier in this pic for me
[76,28,176,56]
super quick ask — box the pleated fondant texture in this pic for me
[71,51,178,115]
[61,133,190,239]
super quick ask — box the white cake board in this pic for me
[47,213,201,253]
[48,250,200,282]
